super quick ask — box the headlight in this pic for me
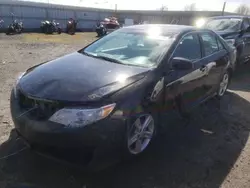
[49,103,116,128]
[15,72,25,86]
[225,39,235,47]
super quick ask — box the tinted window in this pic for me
[200,33,219,56]
[173,33,201,61]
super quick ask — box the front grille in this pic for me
[18,90,63,120]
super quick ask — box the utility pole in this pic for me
[161,4,164,23]
[114,4,117,17]
[222,2,226,15]
[115,4,117,13]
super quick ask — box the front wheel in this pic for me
[216,71,230,98]
[5,28,11,35]
[123,111,158,158]
[46,25,53,34]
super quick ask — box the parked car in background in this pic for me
[66,18,77,35]
[198,15,250,65]
[40,20,61,34]
[6,13,23,35]
[11,25,236,166]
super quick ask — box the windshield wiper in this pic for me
[81,51,124,65]
[81,51,96,57]
[94,55,125,65]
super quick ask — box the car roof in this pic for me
[120,24,196,35]
[208,15,246,19]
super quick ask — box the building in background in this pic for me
[0,0,237,31]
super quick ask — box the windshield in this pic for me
[204,18,242,32]
[82,29,175,68]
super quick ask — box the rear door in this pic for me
[198,31,229,96]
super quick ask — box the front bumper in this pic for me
[10,89,126,151]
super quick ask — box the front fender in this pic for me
[111,74,164,117]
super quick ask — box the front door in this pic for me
[165,32,208,114]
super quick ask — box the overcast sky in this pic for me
[16,0,250,12]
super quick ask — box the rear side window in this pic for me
[173,33,201,61]
[200,33,219,56]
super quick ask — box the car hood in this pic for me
[215,30,240,39]
[19,52,150,102]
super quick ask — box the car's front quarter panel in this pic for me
[110,70,164,118]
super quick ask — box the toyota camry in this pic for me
[10,24,236,166]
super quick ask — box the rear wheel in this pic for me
[217,71,230,98]
[57,28,62,34]
[46,26,53,34]
[69,27,75,35]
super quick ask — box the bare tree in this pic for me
[159,5,168,11]
[184,3,196,11]
[235,4,250,15]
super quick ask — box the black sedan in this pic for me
[10,24,236,164]
[198,15,250,65]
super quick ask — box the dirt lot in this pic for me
[1,33,250,188]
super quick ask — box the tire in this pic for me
[216,71,230,99]
[45,26,49,34]
[5,28,11,35]
[46,26,53,34]
[122,107,158,159]
[57,28,62,34]
[68,27,75,35]
[17,27,22,34]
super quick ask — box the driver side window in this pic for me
[172,33,201,61]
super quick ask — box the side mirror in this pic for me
[171,57,194,70]
[240,26,250,35]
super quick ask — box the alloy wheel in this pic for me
[127,114,155,155]
[218,73,229,97]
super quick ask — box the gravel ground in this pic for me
[1,33,250,188]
